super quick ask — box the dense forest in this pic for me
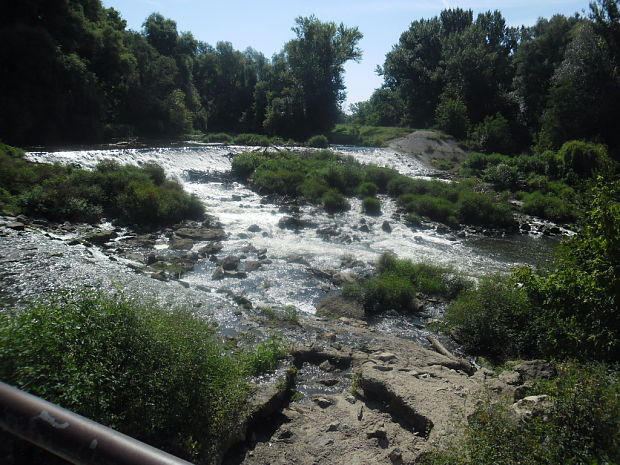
[351,1,620,159]
[0,1,361,144]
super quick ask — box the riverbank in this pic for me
[0,217,562,465]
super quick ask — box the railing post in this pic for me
[0,381,195,465]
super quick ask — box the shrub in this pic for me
[233,133,271,147]
[0,290,286,462]
[231,152,267,180]
[362,197,381,216]
[521,191,577,223]
[456,190,515,229]
[434,97,470,139]
[528,180,620,362]
[358,181,379,198]
[321,189,350,213]
[0,144,204,227]
[482,163,521,190]
[444,273,537,360]
[203,132,233,143]
[558,140,612,181]
[470,113,516,154]
[364,165,399,193]
[306,135,329,148]
[350,253,471,315]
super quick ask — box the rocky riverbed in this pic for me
[1,215,558,465]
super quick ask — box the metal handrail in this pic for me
[0,381,195,465]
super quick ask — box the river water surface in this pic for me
[4,144,559,343]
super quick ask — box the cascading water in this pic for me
[21,144,558,332]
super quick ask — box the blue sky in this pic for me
[101,0,592,110]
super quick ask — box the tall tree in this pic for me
[283,15,362,136]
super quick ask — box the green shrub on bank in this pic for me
[321,189,350,213]
[232,150,516,227]
[362,197,381,216]
[233,133,271,146]
[202,132,234,143]
[443,180,620,363]
[421,363,619,465]
[0,144,204,227]
[345,252,471,315]
[0,290,287,462]
[520,191,577,223]
[444,273,537,360]
[306,135,329,148]
[357,181,379,198]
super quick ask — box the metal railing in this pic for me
[0,381,195,465]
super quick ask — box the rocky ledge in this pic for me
[225,315,556,465]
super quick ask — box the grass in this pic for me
[0,143,204,227]
[0,290,287,463]
[328,124,410,147]
[343,252,472,315]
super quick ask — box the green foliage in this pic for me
[348,252,471,315]
[362,197,381,216]
[444,273,537,360]
[0,290,286,462]
[357,181,379,197]
[421,363,620,465]
[306,135,329,148]
[528,180,620,361]
[233,133,271,147]
[456,190,516,229]
[321,189,350,213]
[444,180,620,362]
[232,149,515,227]
[520,191,577,222]
[202,132,234,143]
[470,113,516,154]
[434,97,470,139]
[557,140,613,182]
[0,144,204,226]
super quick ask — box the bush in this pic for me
[233,133,271,147]
[558,140,612,182]
[528,180,620,362]
[321,189,350,213]
[0,144,204,227]
[470,113,516,154]
[348,253,471,315]
[358,181,379,197]
[364,165,399,193]
[203,132,233,143]
[435,97,470,139]
[456,190,515,229]
[444,273,537,360]
[306,135,329,148]
[521,191,577,223]
[362,197,381,215]
[0,290,286,462]
[231,152,267,180]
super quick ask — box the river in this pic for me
[0,144,559,343]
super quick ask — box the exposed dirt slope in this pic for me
[389,130,468,170]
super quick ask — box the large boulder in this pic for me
[316,294,365,320]
[175,227,226,241]
[514,360,556,381]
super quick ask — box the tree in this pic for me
[540,22,620,152]
[283,15,362,136]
